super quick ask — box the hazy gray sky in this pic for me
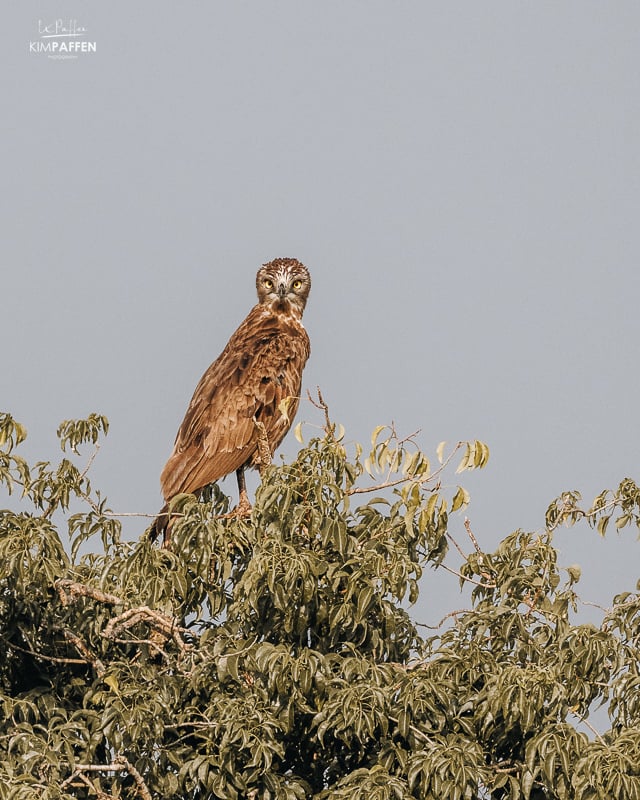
[3,2,639,628]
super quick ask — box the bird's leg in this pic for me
[235,467,252,516]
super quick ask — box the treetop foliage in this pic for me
[1,403,639,799]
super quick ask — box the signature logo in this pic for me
[29,19,97,59]
[38,19,88,38]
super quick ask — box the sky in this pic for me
[2,3,639,642]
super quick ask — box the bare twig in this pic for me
[572,712,604,744]
[438,562,496,589]
[102,511,158,519]
[464,517,483,555]
[347,474,424,496]
[416,608,474,630]
[307,387,335,439]
[79,443,100,481]
[580,599,610,613]
[95,506,252,521]
[446,531,468,560]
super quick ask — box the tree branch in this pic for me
[438,562,496,589]
[572,712,604,744]
[2,637,87,666]
[103,605,189,653]
[60,757,152,800]
[416,608,475,630]
[56,579,190,660]
[56,579,124,607]
[62,628,106,677]
[464,517,482,555]
[1,628,105,677]
[308,387,336,439]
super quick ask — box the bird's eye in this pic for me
[264,279,274,289]
[292,280,302,290]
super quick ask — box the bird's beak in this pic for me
[277,283,287,298]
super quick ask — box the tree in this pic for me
[1,403,639,799]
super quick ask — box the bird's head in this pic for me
[256,258,311,317]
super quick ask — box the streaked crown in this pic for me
[256,258,311,316]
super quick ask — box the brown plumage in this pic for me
[150,258,311,544]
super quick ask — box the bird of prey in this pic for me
[150,258,311,544]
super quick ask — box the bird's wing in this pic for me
[160,305,310,500]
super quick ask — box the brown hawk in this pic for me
[150,258,311,544]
